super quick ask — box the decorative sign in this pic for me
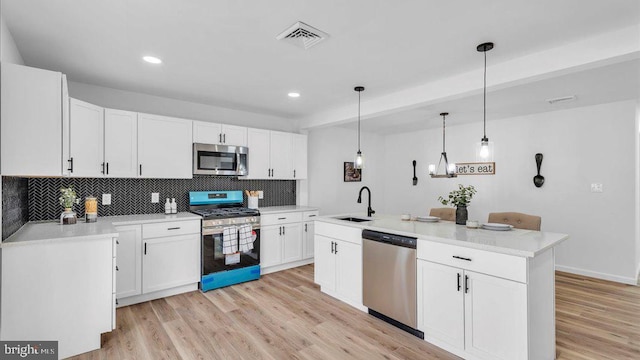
[455,162,495,175]
[343,162,362,182]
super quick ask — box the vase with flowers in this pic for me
[438,184,477,225]
[59,187,80,225]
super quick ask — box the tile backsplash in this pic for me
[2,177,29,240]
[2,176,296,239]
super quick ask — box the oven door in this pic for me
[202,226,260,276]
[193,143,248,176]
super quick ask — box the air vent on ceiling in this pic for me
[276,21,329,50]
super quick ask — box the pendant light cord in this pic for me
[483,50,487,139]
[358,91,361,151]
[442,113,446,153]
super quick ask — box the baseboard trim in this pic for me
[261,258,314,275]
[555,265,637,285]
[116,283,198,307]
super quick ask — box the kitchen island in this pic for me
[314,214,569,360]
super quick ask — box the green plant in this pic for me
[59,187,80,208]
[438,184,477,208]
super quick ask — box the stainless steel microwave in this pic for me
[193,143,248,176]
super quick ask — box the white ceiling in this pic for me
[2,0,639,122]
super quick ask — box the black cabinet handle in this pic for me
[144,242,147,255]
[294,169,296,178]
[101,162,105,174]
[116,240,119,245]
[279,226,282,236]
[167,227,181,230]
[457,273,461,291]
[106,162,109,175]
[116,266,119,271]
[219,133,222,143]
[223,134,226,143]
[139,164,142,176]
[305,223,308,232]
[116,299,119,305]
[453,255,472,262]
[334,242,338,254]
[68,157,74,173]
[278,217,286,220]
[308,215,317,218]
[465,275,469,293]
[283,226,285,235]
[331,241,334,254]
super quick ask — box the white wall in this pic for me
[636,101,640,279]
[68,81,297,132]
[381,101,638,283]
[0,15,24,65]
[308,126,385,216]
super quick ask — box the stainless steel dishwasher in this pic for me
[362,229,423,338]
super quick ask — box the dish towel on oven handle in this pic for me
[238,224,254,252]
[222,226,238,254]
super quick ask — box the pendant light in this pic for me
[354,86,365,170]
[429,112,457,178]
[476,42,494,162]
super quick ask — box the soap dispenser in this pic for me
[165,198,171,214]
[170,198,177,214]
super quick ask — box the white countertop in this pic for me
[2,212,202,247]
[258,205,319,214]
[317,214,569,258]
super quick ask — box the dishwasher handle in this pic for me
[362,229,417,249]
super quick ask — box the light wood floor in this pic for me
[70,266,640,360]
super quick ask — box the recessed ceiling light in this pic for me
[143,56,162,64]
[288,92,301,98]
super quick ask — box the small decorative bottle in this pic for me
[165,198,171,215]
[170,198,177,214]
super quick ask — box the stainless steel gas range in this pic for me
[189,191,260,291]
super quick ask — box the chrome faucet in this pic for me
[357,186,375,217]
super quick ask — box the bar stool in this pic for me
[487,212,541,231]
[429,208,456,222]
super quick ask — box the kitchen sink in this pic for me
[336,216,371,223]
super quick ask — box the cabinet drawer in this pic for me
[315,221,362,245]
[303,211,319,220]
[142,220,200,239]
[261,212,303,226]
[417,240,527,283]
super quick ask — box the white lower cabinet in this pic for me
[143,233,200,293]
[260,211,310,273]
[417,240,554,360]
[313,222,363,310]
[115,225,142,298]
[116,219,200,306]
[302,210,318,259]
[1,236,115,359]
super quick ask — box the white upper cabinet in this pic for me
[245,128,271,179]
[1,63,65,176]
[67,98,104,177]
[193,121,247,146]
[293,134,308,179]
[243,129,306,180]
[221,124,247,146]
[104,109,138,178]
[138,113,193,179]
[269,131,293,179]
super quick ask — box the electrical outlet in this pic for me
[151,193,160,203]
[102,193,112,205]
[258,191,264,199]
[590,183,603,193]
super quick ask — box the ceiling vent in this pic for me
[276,21,329,50]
